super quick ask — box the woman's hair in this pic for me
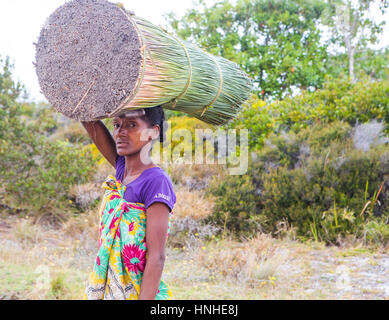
[140,105,166,144]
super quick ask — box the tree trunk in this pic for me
[348,49,355,82]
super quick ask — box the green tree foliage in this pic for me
[326,48,389,81]
[0,56,94,222]
[323,0,389,81]
[166,0,329,100]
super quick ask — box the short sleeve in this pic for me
[143,174,176,213]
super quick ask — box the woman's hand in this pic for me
[138,202,170,300]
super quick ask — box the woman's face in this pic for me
[113,115,159,157]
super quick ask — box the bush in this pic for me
[68,182,102,210]
[168,216,219,250]
[206,174,265,237]
[228,76,389,151]
[1,132,95,220]
[361,218,389,248]
[0,56,95,222]
[166,116,215,157]
[207,120,389,244]
[170,163,224,191]
[48,121,91,144]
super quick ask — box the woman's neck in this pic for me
[123,154,156,176]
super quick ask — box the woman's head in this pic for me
[113,105,165,157]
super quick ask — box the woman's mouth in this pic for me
[117,142,129,148]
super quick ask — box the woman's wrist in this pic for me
[138,257,165,300]
[138,292,156,300]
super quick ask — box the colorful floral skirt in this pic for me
[83,175,172,300]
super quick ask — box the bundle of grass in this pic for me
[35,0,253,126]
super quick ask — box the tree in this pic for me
[326,47,389,80]
[165,0,329,100]
[324,0,389,82]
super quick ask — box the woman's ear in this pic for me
[152,125,160,140]
[147,126,159,141]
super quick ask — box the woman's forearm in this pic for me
[80,120,117,167]
[80,120,103,140]
[138,255,165,300]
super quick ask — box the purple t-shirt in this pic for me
[115,155,176,213]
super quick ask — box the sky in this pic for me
[0,0,212,102]
[0,0,388,103]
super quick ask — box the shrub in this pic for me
[1,136,95,219]
[0,56,95,222]
[352,120,389,152]
[207,120,389,244]
[227,76,389,151]
[167,116,215,157]
[48,121,91,145]
[361,218,389,247]
[168,216,219,251]
[68,183,102,210]
[206,173,264,237]
[169,162,224,191]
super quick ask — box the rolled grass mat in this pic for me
[35,0,253,125]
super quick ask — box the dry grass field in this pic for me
[1,208,388,300]
[1,162,388,300]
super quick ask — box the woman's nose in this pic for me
[115,125,127,138]
[117,124,127,133]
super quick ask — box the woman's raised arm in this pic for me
[81,120,118,168]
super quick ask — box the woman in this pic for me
[81,106,176,300]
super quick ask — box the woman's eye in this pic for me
[113,122,136,129]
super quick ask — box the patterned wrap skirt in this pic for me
[83,175,172,300]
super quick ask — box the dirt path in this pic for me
[270,240,389,299]
[305,248,389,299]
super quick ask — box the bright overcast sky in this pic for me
[0,0,388,103]
[0,0,215,102]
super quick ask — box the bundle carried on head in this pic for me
[35,0,253,126]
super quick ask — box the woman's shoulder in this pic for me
[143,165,173,185]
[142,166,175,192]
